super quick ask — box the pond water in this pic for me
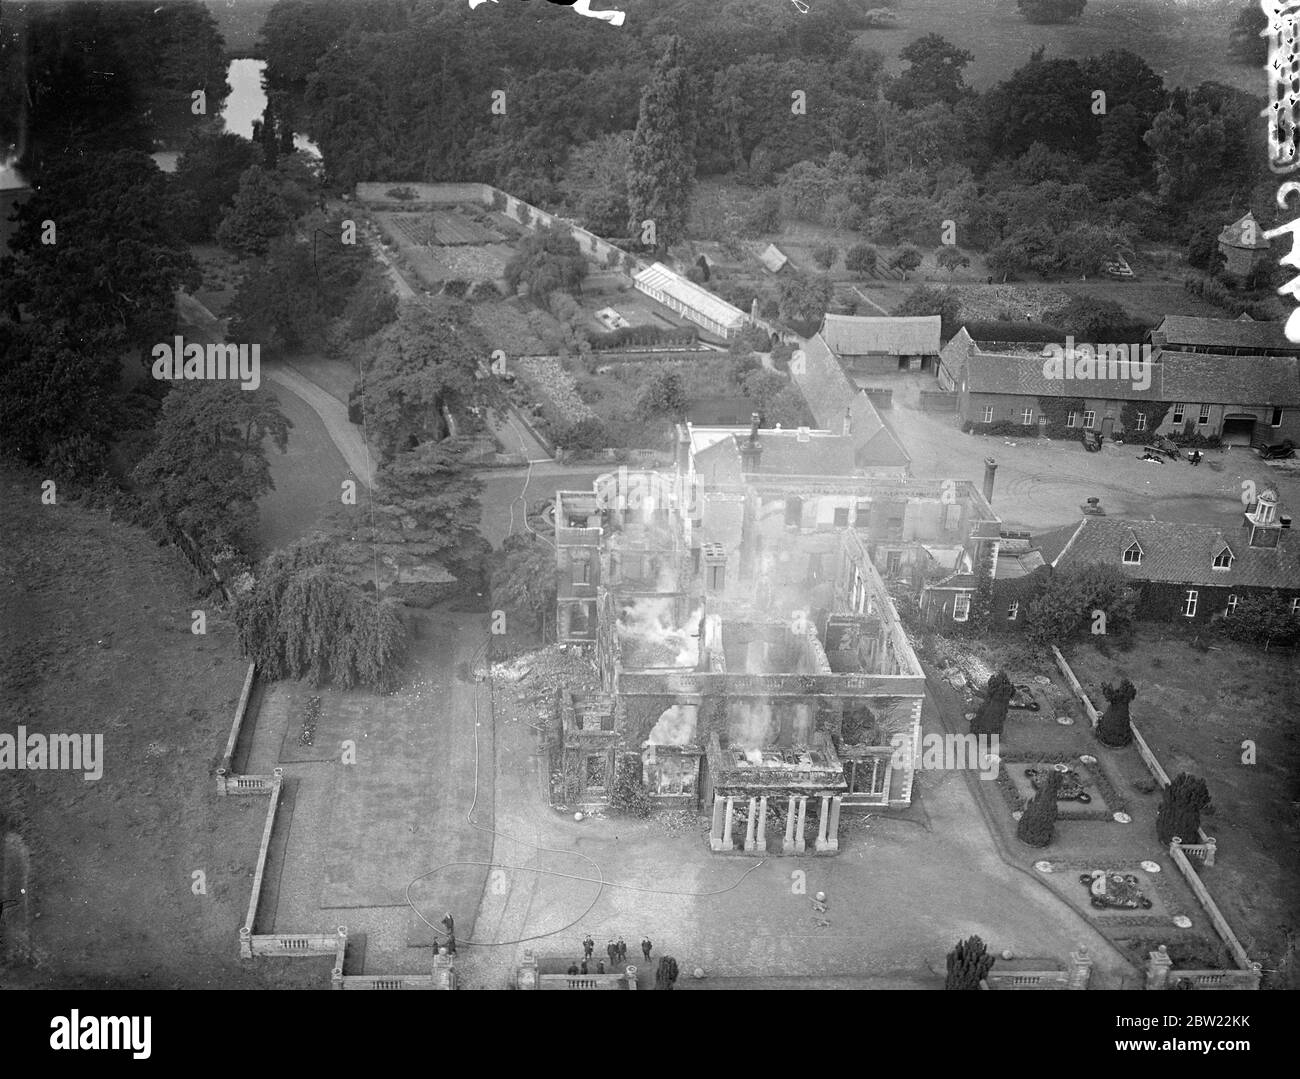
[222,58,320,158]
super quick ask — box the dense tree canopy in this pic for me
[627,37,698,255]
[0,1,228,178]
[132,382,291,556]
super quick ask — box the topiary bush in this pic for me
[1156,773,1212,846]
[945,934,995,989]
[1016,769,1060,847]
[971,671,1014,737]
[1096,679,1136,747]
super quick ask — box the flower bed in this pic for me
[995,751,1127,821]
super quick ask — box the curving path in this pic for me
[264,363,377,490]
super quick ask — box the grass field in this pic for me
[864,0,1257,96]
[0,466,324,987]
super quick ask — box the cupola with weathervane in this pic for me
[1243,487,1285,549]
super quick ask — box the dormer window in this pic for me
[1122,543,1142,565]
[1212,546,1233,570]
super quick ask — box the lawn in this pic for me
[0,466,324,988]
[929,629,1299,982]
[862,0,1256,96]
[1067,636,1300,981]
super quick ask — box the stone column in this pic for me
[783,796,797,854]
[433,948,456,990]
[815,794,831,852]
[755,796,768,852]
[822,795,842,853]
[721,796,735,849]
[795,796,807,853]
[1068,945,1093,990]
[709,794,727,851]
[1146,945,1173,990]
[743,796,758,852]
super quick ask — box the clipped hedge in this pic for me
[588,325,699,351]
[964,319,1068,343]
[963,420,1042,437]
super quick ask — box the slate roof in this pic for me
[848,391,911,468]
[1047,516,1300,590]
[1218,212,1270,251]
[1160,352,1300,406]
[793,334,857,428]
[1151,315,1293,353]
[759,244,789,273]
[955,337,1300,407]
[820,314,942,357]
[790,335,911,468]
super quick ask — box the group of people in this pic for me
[566,934,653,975]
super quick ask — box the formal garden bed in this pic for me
[996,753,1125,821]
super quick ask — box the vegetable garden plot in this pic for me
[429,210,500,245]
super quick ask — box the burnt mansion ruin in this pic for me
[551,418,1002,853]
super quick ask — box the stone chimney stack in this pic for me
[751,297,760,323]
[983,457,998,505]
[843,406,852,437]
[740,413,763,473]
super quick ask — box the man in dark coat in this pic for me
[583,935,594,959]
[616,937,627,964]
[606,939,618,966]
[641,937,652,961]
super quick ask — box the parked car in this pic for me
[1259,439,1297,460]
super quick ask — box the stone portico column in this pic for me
[754,796,768,852]
[783,795,797,853]
[821,795,841,853]
[743,796,758,852]
[721,796,735,849]
[795,796,807,853]
[815,794,831,852]
[709,794,727,851]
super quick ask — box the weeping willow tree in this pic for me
[235,544,408,692]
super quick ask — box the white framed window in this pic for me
[1292,597,1300,615]
[1212,547,1233,570]
[1272,408,1284,427]
[1225,594,1238,616]
[1182,589,1198,617]
[1198,404,1211,426]
[1066,411,1077,428]
[1082,410,1096,429]
[1134,412,1147,431]
[952,592,971,622]
[1123,543,1142,565]
[1172,404,1185,424]
[1007,600,1019,621]
[1021,408,1034,425]
[981,406,994,423]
